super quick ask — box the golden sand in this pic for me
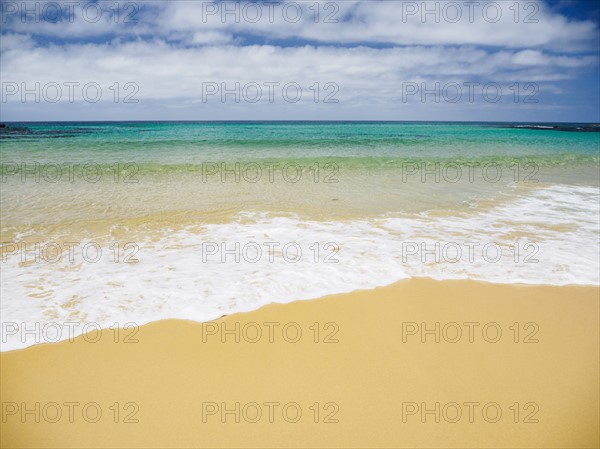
[1,279,598,448]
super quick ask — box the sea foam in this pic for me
[1,185,598,351]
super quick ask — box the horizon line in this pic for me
[2,120,600,125]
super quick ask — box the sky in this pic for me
[1,0,599,122]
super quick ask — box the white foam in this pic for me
[1,185,598,351]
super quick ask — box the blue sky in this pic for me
[1,0,599,121]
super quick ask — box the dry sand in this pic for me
[1,278,598,448]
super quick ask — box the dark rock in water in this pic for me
[507,123,600,132]
[0,124,6,128]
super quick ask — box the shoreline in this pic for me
[1,278,598,448]
[2,277,598,354]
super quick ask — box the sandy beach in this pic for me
[2,1,600,447]
[1,278,598,448]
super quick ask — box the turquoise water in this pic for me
[1,120,598,230]
[1,120,598,223]
[2,122,599,162]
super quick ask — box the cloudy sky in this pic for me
[1,0,599,121]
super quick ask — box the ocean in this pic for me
[1,121,599,350]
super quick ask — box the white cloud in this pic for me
[2,1,598,51]
[1,1,598,121]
